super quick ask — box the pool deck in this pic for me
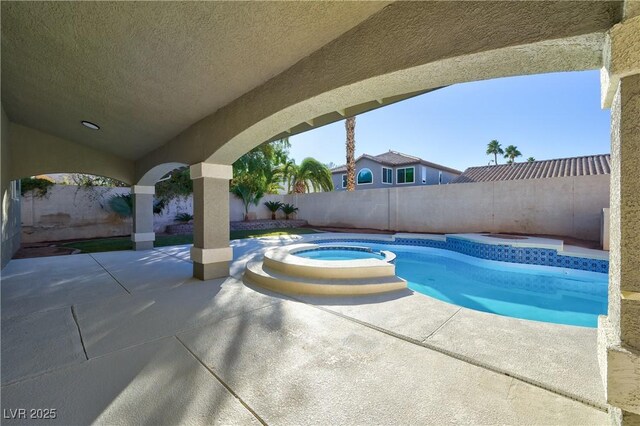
[1,233,608,424]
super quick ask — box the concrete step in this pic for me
[244,260,406,296]
[263,249,396,280]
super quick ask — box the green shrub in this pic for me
[20,177,55,198]
[108,194,134,218]
[175,212,194,223]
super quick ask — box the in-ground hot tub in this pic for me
[243,244,405,296]
[294,246,388,261]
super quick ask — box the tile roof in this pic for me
[331,150,461,174]
[451,154,611,184]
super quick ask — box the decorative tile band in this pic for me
[312,237,608,274]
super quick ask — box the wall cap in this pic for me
[131,232,155,242]
[190,163,233,180]
[132,185,155,195]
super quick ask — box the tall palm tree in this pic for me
[504,145,522,164]
[279,158,333,194]
[486,140,503,165]
[345,116,356,191]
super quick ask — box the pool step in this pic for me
[244,260,407,296]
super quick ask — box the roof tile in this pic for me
[451,154,610,184]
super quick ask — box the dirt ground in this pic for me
[12,242,80,259]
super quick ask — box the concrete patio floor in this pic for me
[1,234,607,425]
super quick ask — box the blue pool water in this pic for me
[295,248,385,261]
[314,241,608,327]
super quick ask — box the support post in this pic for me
[131,185,155,250]
[190,163,233,280]
[598,15,640,425]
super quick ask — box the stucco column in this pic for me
[131,185,155,250]
[598,14,640,425]
[190,162,233,280]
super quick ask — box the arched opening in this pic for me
[10,172,132,259]
[136,162,189,187]
[7,164,194,258]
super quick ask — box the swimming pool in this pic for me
[313,241,608,327]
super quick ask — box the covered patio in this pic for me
[1,235,607,424]
[1,1,639,424]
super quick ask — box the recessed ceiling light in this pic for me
[81,120,100,130]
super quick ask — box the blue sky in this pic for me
[288,70,610,172]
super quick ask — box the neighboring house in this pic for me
[451,154,611,183]
[330,150,462,190]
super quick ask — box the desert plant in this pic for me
[108,193,166,218]
[486,140,504,165]
[264,201,283,220]
[174,212,194,223]
[108,194,134,218]
[280,203,299,220]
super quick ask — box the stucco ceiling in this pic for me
[1,1,389,160]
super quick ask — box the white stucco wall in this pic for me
[21,186,132,243]
[229,194,291,222]
[21,186,289,243]
[21,175,609,243]
[21,185,194,243]
[289,174,610,241]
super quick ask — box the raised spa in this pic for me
[243,244,406,296]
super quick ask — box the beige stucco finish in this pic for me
[597,12,640,422]
[0,2,624,184]
[190,165,232,280]
[136,1,621,177]
[7,122,134,183]
[1,105,20,267]
[1,1,388,161]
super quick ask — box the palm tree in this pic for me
[486,140,503,165]
[232,183,264,221]
[279,158,333,194]
[345,116,356,191]
[527,157,535,163]
[504,145,522,164]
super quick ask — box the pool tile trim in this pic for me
[310,235,609,274]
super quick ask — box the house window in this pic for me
[396,167,415,184]
[357,168,373,185]
[438,171,443,184]
[382,167,393,184]
[341,174,347,188]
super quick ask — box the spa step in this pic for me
[263,250,396,280]
[244,260,407,296]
